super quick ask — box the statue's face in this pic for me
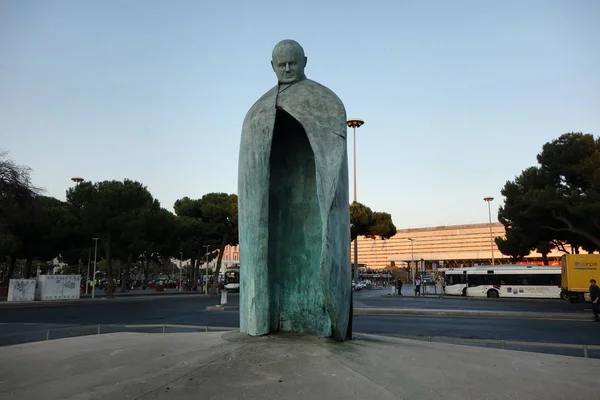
[271,43,307,84]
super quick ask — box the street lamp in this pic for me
[347,118,364,284]
[408,238,415,287]
[179,252,183,293]
[483,197,495,265]
[85,247,91,295]
[91,237,99,299]
[204,245,211,295]
[347,118,364,203]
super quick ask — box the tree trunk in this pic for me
[7,255,17,281]
[143,256,150,281]
[571,244,580,254]
[211,236,228,295]
[24,257,33,279]
[190,258,197,291]
[106,232,114,299]
[541,252,549,266]
[551,212,600,250]
[124,254,132,291]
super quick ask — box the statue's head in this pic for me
[271,40,307,84]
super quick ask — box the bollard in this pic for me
[428,336,432,342]
[501,340,505,350]
[205,326,209,332]
[97,325,100,335]
[46,330,50,341]
[220,290,228,305]
[583,345,588,358]
[162,324,166,334]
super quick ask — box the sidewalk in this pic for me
[0,331,597,399]
[359,285,440,297]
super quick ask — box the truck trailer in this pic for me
[560,254,600,303]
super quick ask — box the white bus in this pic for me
[465,265,561,299]
[439,267,469,296]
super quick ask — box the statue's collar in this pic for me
[277,79,306,94]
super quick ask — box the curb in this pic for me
[353,307,590,320]
[206,305,240,312]
[377,294,569,303]
[0,293,212,308]
[204,306,589,321]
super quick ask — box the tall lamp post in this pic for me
[408,238,415,290]
[91,237,99,299]
[483,197,495,265]
[179,252,183,293]
[85,247,91,295]
[347,118,364,281]
[204,245,211,295]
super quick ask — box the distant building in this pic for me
[354,222,566,270]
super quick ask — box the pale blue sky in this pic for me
[1,0,598,228]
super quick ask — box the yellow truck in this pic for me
[561,254,600,303]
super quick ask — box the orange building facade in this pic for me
[226,222,569,272]
[355,222,566,270]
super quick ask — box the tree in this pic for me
[498,132,600,255]
[495,226,534,262]
[199,193,238,295]
[174,197,211,290]
[350,201,372,241]
[367,211,397,239]
[67,180,155,298]
[350,202,397,240]
[174,193,238,294]
[0,151,39,218]
[0,152,41,280]
[1,195,68,278]
[119,201,176,283]
[350,201,397,276]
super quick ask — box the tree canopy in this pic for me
[350,201,397,241]
[2,153,397,294]
[497,132,600,259]
[174,193,238,294]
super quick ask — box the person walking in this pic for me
[396,278,403,296]
[590,279,600,322]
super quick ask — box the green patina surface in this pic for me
[268,110,331,336]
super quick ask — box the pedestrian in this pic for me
[415,276,421,296]
[397,278,403,296]
[590,279,600,322]
[437,274,445,299]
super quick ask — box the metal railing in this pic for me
[2,325,598,359]
[0,324,235,347]
[377,333,600,359]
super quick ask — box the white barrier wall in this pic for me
[7,279,36,302]
[35,275,81,301]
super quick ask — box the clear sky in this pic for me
[1,0,598,228]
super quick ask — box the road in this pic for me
[1,292,598,357]
[354,288,590,313]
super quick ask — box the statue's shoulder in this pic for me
[298,79,344,108]
[243,86,278,124]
